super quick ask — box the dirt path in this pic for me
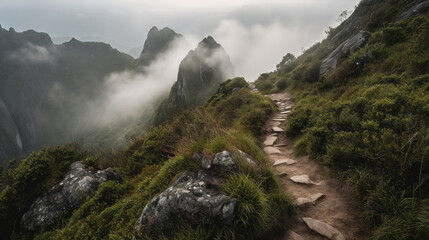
[258,91,368,240]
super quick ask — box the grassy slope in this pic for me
[255,1,429,239]
[1,78,294,240]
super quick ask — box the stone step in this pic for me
[302,217,346,240]
[264,136,278,146]
[284,106,293,111]
[290,175,321,185]
[274,144,287,147]
[273,158,297,166]
[286,230,305,240]
[272,127,283,133]
[295,193,325,206]
[281,110,292,114]
[272,118,286,121]
[264,147,282,154]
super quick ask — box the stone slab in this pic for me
[290,175,320,185]
[295,193,325,206]
[273,158,297,166]
[302,217,346,240]
[264,147,282,154]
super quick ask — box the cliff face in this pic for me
[154,36,234,124]
[0,98,22,167]
[139,26,182,66]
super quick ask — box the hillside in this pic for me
[1,0,428,239]
[255,0,429,238]
[0,78,294,239]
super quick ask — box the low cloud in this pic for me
[9,43,55,64]
[211,19,325,81]
[75,35,198,130]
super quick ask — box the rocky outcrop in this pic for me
[175,36,234,106]
[20,162,117,230]
[0,98,22,168]
[153,36,234,125]
[140,26,182,66]
[397,0,429,21]
[320,31,371,75]
[137,150,254,232]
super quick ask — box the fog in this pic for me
[79,36,199,129]
[8,43,55,64]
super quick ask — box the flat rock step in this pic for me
[273,158,297,166]
[295,193,325,206]
[302,217,346,240]
[272,118,286,121]
[281,110,292,114]
[290,175,321,185]
[272,127,283,132]
[264,136,278,146]
[274,144,287,147]
[264,147,282,155]
[284,106,293,110]
[286,231,305,240]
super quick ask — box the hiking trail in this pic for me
[250,84,368,240]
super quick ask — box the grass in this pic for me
[1,77,294,239]
[255,3,429,239]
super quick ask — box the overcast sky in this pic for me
[0,0,360,80]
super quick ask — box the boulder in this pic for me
[20,162,117,230]
[320,31,371,75]
[137,150,254,232]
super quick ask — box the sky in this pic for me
[0,0,360,81]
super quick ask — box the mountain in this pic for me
[0,26,137,167]
[153,36,234,124]
[139,26,182,66]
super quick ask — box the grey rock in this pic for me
[273,158,297,166]
[264,147,282,155]
[237,149,256,165]
[137,171,237,231]
[213,151,235,168]
[320,31,371,75]
[302,217,346,240]
[20,162,117,230]
[290,175,321,185]
[272,127,284,133]
[295,193,325,206]
[264,136,278,146]
[397,0,429,21]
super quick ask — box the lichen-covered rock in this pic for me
[320,31,371,75]
[20,162,117,230]
[137,150,259,232]
[137,171,237,230]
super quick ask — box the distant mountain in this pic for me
[0,26,136,168]
[139,26,182,66]
[153,36,234,124]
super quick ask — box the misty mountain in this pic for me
[139,26,182,66]
[154,36,234,124]
[0,26,137,168]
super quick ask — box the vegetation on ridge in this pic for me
[1,78,294,239]
[256,0,429,239]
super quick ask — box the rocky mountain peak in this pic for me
[197,36,221,50]
[140,26,182,66]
